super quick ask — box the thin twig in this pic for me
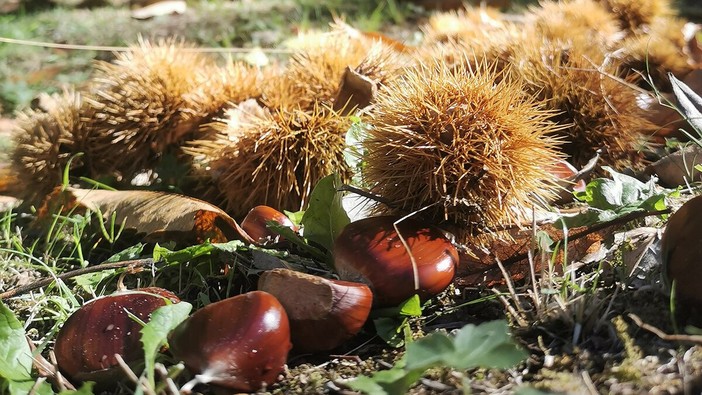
[628,313,702,344]
[0,36,294,54]
[0,258,155,300]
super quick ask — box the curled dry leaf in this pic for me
[647,144,702,187]
[37,187,253,244]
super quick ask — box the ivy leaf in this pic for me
[564,167,668,228]
[0,302,32,381]
[348,320,525,395]
[346,365,423,395]
[448,320,527,369]
[301,174,350,256]
[403,332,454,370]
[140,302,192,388]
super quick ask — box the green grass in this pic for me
[0,0,427,113]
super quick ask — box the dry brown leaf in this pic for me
[130,0,186,19]
[37,187,254,244]
[456,223,609,287]
[648,144,702,187]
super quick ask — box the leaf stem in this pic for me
[0,258,156,300]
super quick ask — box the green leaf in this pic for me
[140,302,192,388]
[107,243,145,262]
[374,317,408,348]
[449,320,527,369]
[74,244,146,292]
[0,302,32,381]
[372,294,423,318]
[301,174,351,255]
[283,210,305,227]
[153,241,245,267]
[266,223,328,263]
[153,242,215,265]
[346,362,423,395]
[2,379,54,395]
[403,332,454,370]
[398,295,422,317]
[563,167,668,228]
[352,320,526,395]
[371,295,423,348]
[58,382,95,395]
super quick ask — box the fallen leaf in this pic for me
[648,144,702,187]
[131,0,186,20]
[37,187,254,245]
[456,223,609,287]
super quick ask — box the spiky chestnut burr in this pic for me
[183,59,266,124]
[508,37,654,168]
[261,29,404,112]
[421,5,507,44]
[612,16,694,91]
[525,0,623,49]
[11,89,87,203]
[414,28,519,78]
[596,0,674,33]
[416,7,521,76]
[82,38,212,178]
[188,101,352,218]
[362,62,563,241]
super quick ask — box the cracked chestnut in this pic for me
[258,268,372,352]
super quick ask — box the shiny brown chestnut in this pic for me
[662,195,702,314]
[258,268,372,352]
[241,205,298,246]
[54,287,180,387]
[168,291,291,392]
[333,216,457,307]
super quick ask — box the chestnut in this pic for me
[54,287,180,387]
[241,205,298,246]
[333,216,457,307]
[258,268,372,352]
[662,195,702,312]
[168,291,291,392]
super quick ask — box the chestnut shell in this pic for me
[334,216,457,307]
[168,291,291,392]
[54,287,180,386]
[258,268,372,352]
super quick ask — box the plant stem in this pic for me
[0,258,155,300]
